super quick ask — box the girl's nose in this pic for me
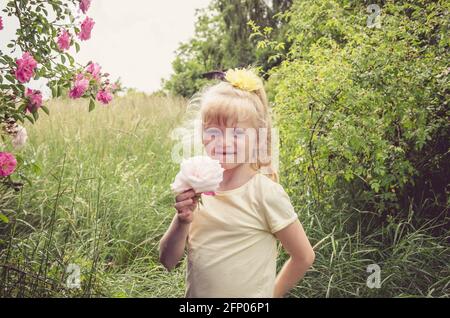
[214,137,231,150]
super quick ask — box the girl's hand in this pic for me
[174,189,199,224]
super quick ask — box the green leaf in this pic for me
[89,98,96,112]
[32,110,39,121]
[75,42,80,53]
[5,74,15,83]
[25,115,35,124]
[51,85,58,98]
[370,182,380,193]
[14,153,24,165]
[41,105,50,115]
[68,55,74,65]
[0,213,9,224]
[18,104,27,113]
[31,163,42,175]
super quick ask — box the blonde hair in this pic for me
[199,80,279,183]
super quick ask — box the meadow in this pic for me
[1,93,187,297]
[1,92,448,298]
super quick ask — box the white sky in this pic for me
[0,0,211,94]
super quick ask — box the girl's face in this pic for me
[202,119,258,170]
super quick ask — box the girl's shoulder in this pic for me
[252,172,297,233]
[252,172,287,197]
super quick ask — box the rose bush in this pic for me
[0,0,122,198]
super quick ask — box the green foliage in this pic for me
[0,0,123,192]
[0,94,188,297]
[1,0,79,125]
[0,93,448,297]
[267,0,448,225]
[163,0,293,97]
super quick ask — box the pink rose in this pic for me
[15,52,37,83]
[79,0,91,14]
[69,73,89,99]
[0,16,4,31]
[25,88,43,112]
[0,152,17,177]
[57,29,71,51]
[78,16,95,41]
[85,62,101,80]
[96,88,113,104]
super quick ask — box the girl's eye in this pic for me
[234,128,246,137]
[203,127,222,141]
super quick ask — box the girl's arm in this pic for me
[158,189,198,271]
[273,219,315,298]
[158,214,190,271]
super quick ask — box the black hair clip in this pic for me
[201,70,226,81]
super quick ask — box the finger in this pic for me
[174,199,193,210]
[176,189,196,202]
[179,209,192,216]
[193,196,199,205]
[178,209,192,219]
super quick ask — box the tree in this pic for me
[163,0,293,97]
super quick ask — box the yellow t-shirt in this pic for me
[185,172,298,298]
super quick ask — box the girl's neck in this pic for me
[218,164,257,191]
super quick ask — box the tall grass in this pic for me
[0,93,448,297]
[1,93,187,297]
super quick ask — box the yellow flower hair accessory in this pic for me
[224,68,263,92]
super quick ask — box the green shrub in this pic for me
[269,0,448,225]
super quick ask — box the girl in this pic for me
[159,69,315,298]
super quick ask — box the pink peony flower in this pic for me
[85,62,101,80]
[69,73,89,99]
[15,52,37,83]
[0,152,17,177]
[171,156,224,194]
[57,29,71,51]
[0,16,4,31]
[79,0,91,14]
[78,16,95,41]
[25,88,43,112]
[96,88,113,105]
